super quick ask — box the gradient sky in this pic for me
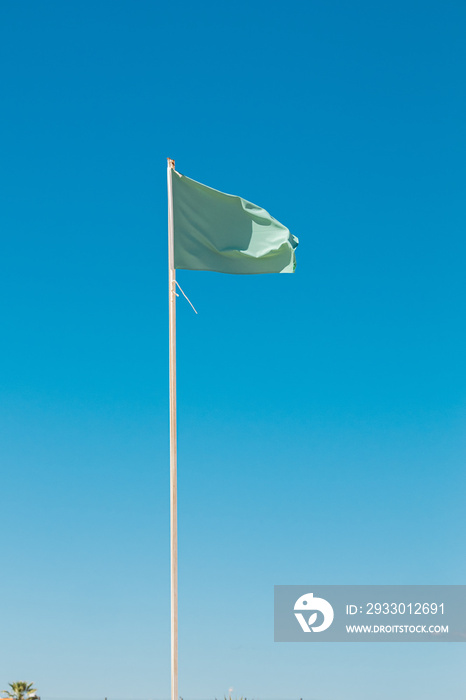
[1,2,465,700]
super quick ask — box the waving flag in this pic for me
[171,169,298,274]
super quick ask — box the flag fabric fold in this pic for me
[172,170,298,274]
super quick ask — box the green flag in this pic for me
[172,170,298,274]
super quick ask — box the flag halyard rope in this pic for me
[175,279,198,314]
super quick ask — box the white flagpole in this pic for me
[167,157,178,700]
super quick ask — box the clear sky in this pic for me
[1,1,465,700]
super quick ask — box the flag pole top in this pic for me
[167,158,175,169]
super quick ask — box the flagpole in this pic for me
[167,157,178,700]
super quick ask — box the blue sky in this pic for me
[1,1,465,699]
